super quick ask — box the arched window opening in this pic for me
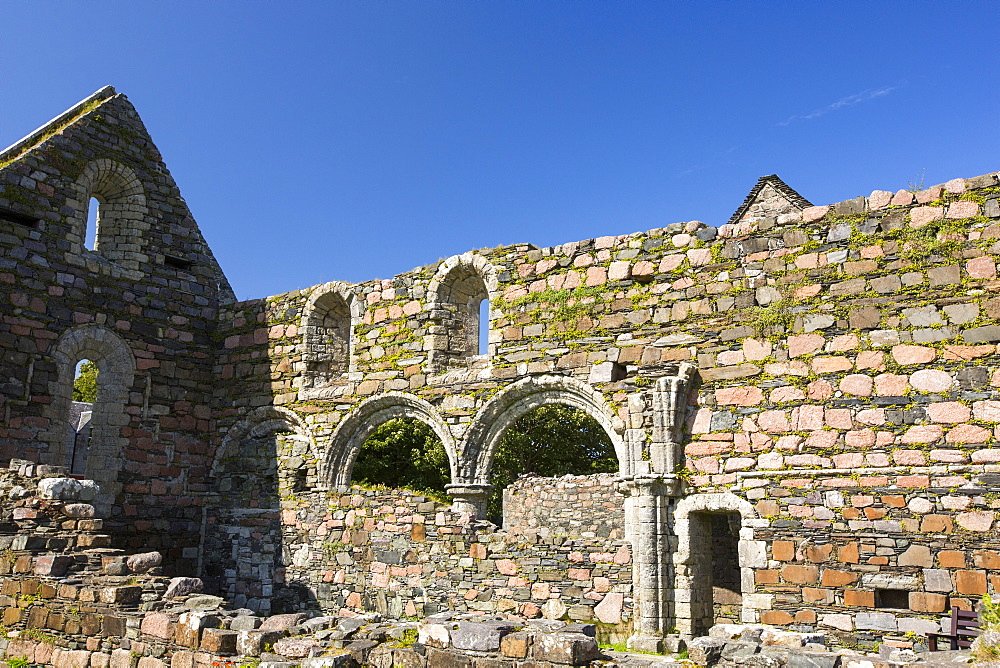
[304,291,352,387]
[69,359,98,474]
[74,159,149,270]
[488,404,616,523]
[478,298,490,356]
[435,265,489,366]
[351,417,449,499]
[85,197,100,250]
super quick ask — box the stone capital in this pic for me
[445,483,494,518]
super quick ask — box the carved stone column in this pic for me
[618,362,696,652]
[445,483,493,518]
[618,475,683,653]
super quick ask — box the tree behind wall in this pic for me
[352,405,616,521]
[72,360,98,402]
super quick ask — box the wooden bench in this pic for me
[927,608,980,650]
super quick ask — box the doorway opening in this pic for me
[688,511,742,634]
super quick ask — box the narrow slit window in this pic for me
[85,196,100,250]
[479,298,490,356]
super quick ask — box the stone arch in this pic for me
[460,374,626,485]
[212,406,317,480]
[72,158,149,269]
[205,406,316,615]
[42,324,135,505]
[672,492,761,637]
[426,252,499,368]
[323,392,457,489]
[300,282,360,387]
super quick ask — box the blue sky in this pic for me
[2,2,997,300]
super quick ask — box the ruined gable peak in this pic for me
[727,174,812,226]
[0,86,118,167]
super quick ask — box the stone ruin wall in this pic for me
[0,87,233,578]
[211,169,1000,648]
[2,88,1000,659]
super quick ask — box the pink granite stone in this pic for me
[946,424,990,444]
[929,449,969,463]
[140,612,174,640]
[927,401,971,423]
[833,453,864,468]
[855,351,885,371]
[869,190,893,209]
[585,266,607,286]
[685,442,731,456]
[943,178,966,194]
[839,374,873,396]
[764,361,811,376]
[792,405,824,431]
[724,457,756,472]
[876,431,895,447]
[825,409,853,429]
[892,345,937,365]
[967,256,997,279]
[632,260,655,277]
[716,386,764,406]
[694,457,720,473]
[971,449,1000,463]
[788,333,826,357]
[901,425,944,444]
[802,205,830,223]
[659,254,685,272]
[916,186,943,203]
[909,206,944,228]
[786,454,831,467]
[865,452,891,467]
[743,337,773,361]
[948,200,980,219]
[806,430,838,450]
[812,356,853,373]
[687,248,712,266]
[775,435,803,450]
[827,334,860,352]
[770,386,805,403]
[757,452,784,469]
[860,245,885,259]
[690,408,712,434]
[496,559,518,575]
[893,449,927,465]
[891,189,914,206]
[607,261,631,281]
[909,369,953,392]
[845,429,877,448]
[717,350,746,366]
[856,408,886,426]
[795,253,820,269]
[975,400,1000,422]
[758,410,791,433]
[806,380,833,400]
[956,511,994,532]
[874,373,910,396]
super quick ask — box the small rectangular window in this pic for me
[0,207,40,227]
[875,589,909,609]
[163,255,193,270]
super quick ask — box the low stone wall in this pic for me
[503,474,626,540]
[266,485,634,625]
